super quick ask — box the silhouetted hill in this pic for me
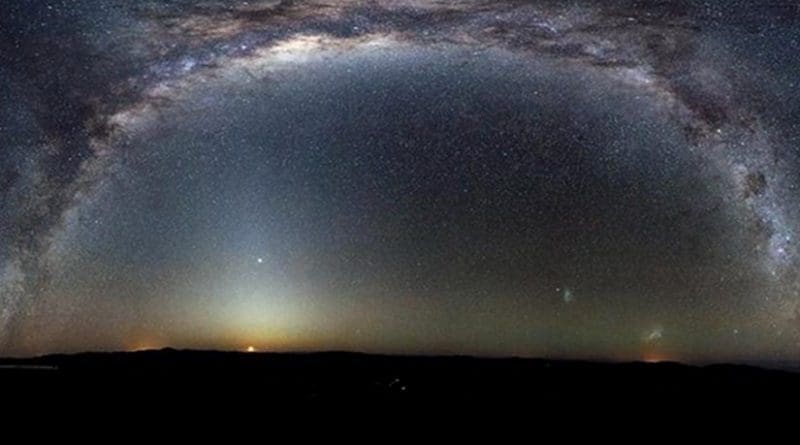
[2,349,799,407]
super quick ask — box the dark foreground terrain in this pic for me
[2,350,800,408]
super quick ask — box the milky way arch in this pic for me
[1,0,799,356]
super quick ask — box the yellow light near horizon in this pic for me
[643,353,668,363]
[247,346,256,353]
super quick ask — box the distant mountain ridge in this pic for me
[3,348,800,407]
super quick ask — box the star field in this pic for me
[1,0,800,362]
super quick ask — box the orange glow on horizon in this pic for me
[642,352,670,363]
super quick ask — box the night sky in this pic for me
[2,0,800,362]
